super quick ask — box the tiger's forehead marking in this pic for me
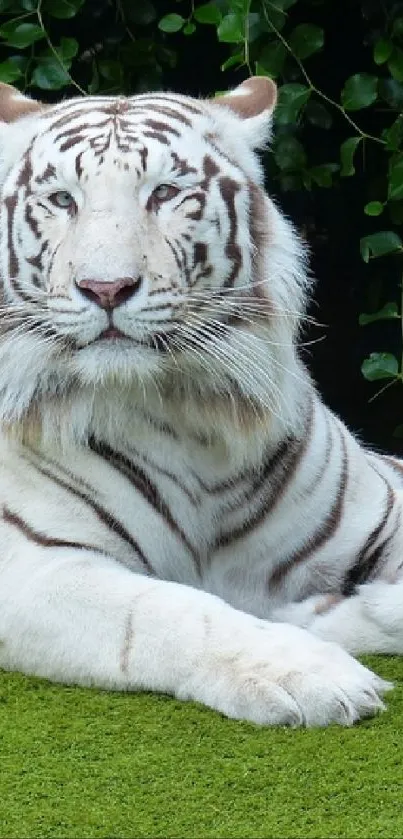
[41,94,206,138]
[29,95,213,180]
[22,93,250,194]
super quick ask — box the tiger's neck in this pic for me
[12,358,313,475]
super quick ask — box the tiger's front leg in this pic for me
[0,531,390,726]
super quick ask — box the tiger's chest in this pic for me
[0,425,230,586]
[2,404,403,623]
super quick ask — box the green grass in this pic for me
[1,655,403,838]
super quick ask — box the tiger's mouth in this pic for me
[97,326,127,340]
[97,326,127,343]
[89,327,173,353]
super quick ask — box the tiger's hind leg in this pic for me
[273,581,403,655]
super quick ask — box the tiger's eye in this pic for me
[48,191,77,213]
[152,184,180,202]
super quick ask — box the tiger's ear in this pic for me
[210,77,277,149]
[0,83,45,123]
[0,85,46,187]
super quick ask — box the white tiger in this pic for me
[0,76,400,727]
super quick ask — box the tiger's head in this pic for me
[0,78,308,437]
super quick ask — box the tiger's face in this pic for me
[0,79,306,427]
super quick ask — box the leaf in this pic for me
[263,2,291,32]
[309,163,339,187]
[341,73,378,111]
[43,0,84,18]
[254,62,272,78]
[274,136,307,171]
[389,47,403,83]
[361,352,399,382]
[124,0,156,26]
[383,116,403,151]
[388,157,403,201]
[217,12,243,43]
[340,136,361,176]
[59,37,78,60]
[289,24,324,60]
[373,37,393,65]
[194,3,222,25]
[247,12,263,43]
[38,37,78,68]
[364,201,384,216]
[360,231,403,262]
[158,13,185,33]
[31,58,70,90]
[0,22,45,48]
[275,83,311,125]
[305,100,332,129]
[0,58,23,83]
[221,52,243,71]
[359,303,399,326]
[183,22,196,35]
[257,41,286,77]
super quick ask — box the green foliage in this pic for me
[0,0,401,420]
[0,0,184,93]
[275,82,311,124]
[289,24,324,60]
[158,13,185,33]
[340,137,362,177]
[360,231,403,262]
[341,73,378,111]
[364,201,384,216]
[194,3,222,26]
[361,352,400,382]
[359,303,400,326]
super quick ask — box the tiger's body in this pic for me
[0,77,401,726]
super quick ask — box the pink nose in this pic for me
[76,276,142,309]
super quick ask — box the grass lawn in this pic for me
[1,655,403,838]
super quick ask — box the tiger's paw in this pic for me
[182,618,392,727]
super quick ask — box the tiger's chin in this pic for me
[72,338,169,386]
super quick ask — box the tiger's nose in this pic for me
[75,276,142,309]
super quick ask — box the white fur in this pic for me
[0,83,399,726]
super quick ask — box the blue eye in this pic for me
[152,184,180,202]
[48,191,77,212]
